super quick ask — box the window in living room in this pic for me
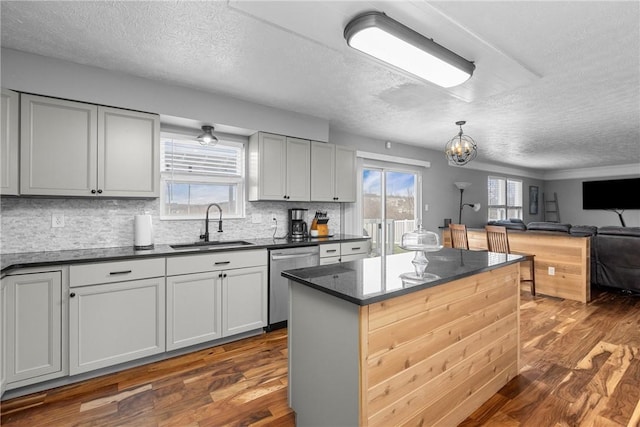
[488,176,522,221]
[160,132,245,220]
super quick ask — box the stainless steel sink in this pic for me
[170,240,255,250]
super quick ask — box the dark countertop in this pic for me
[0,234,369,274]
[282,247,523,306]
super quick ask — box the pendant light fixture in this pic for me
[445,121,477,166]
[343,11,475,88]
[197,125,218,146]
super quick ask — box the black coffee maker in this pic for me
[288,208,308,241]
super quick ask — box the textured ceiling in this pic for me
[1,1,639,173]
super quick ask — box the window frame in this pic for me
[487,176,523,221]
[159,131,246,221]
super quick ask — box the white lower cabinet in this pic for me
[166,250,268,351]
[1,277,6,396]
[4,271,64,386]
[166,272,222,351]
[222,266,268,337]
[319,243,341,265]
[69,277,165,375]
[340,241,370,262]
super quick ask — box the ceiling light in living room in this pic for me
[445,121,477,166]
[343,11,476,88]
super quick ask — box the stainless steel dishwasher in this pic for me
[268,245,320,330]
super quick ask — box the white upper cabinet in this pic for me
[310,142,356,202]
[98,106,160,197]
[1,89,20,196]
[248,132,310,201]
[285,137,311,201]
[20,94,159,197]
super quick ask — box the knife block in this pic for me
[315,223,329,237]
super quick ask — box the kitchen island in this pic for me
[283,248,523,427]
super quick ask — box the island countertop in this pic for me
[282,247,523,305]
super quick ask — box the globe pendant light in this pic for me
[445,121,477,166]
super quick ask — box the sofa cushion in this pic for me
[570,225,598,236]
[526,222,572,233]
[487,219,527,230]
[597,226,640,237]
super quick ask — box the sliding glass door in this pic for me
[362,167,419,256]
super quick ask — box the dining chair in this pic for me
[485,225,536,295]
[449,223,469,250]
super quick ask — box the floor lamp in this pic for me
[454,181,481,224]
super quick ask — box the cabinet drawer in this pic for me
[70,258,165,287]
[319,256,340,265]
[341,241,369,255]
[167,249,267,276]
[319,243,340,258]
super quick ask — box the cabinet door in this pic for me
[286,137,311,201]
[20,94,98,196]
[222,266,267,337]
[334,145,357,202]
[0,278,6,396]
[98,107,160,197]
[5,271,63,383]
[166,272,222,351]
[1,89,19,196]
[258,133,287,200]
[310,141,336,202]
[69,278,165,375]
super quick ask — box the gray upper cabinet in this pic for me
[1,89,20,196]
[311,141,356,202]
[20,94,159,197]
[248,132,310,201]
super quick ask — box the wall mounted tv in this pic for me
[582,178,640,210]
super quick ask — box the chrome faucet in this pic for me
[200,203,223,242]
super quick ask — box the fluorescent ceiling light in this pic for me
[344,11,475,88]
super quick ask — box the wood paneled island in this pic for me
[283,248,523,426]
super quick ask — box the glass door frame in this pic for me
[360,161,422,257]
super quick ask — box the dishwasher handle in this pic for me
[271,252,318,261]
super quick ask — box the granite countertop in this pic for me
[282,247,523,306]
[0,234,369,274]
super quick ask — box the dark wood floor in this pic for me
[2,288,639,426]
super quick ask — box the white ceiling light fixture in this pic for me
[344,11,476,88]
[197,125,218,146]
[445,121,477,166]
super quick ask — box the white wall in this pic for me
[1,48,329,142]
[545,177,640,227]
[329,129,545,233]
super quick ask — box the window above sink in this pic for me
[160,131,246,221]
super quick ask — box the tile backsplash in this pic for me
[0,198,341,254]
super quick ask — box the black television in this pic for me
[582,178,640,210]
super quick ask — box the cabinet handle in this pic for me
[326,249,337,253]
[109,270,132,275]
[219,273,223,278]
[70,292,76,298]
[91,189,96,194]
[223,273,227,278]
[283,195,287,199]
[214,261,230,265]
[97,189,103,194]
[351,247,361,251]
